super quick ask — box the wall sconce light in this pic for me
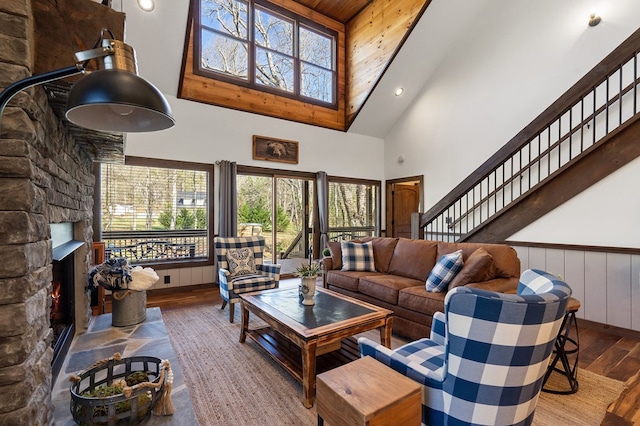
[588,13,601,27]
[0,29,174,133]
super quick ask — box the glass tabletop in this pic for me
[253,288,375,329]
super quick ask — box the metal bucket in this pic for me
[111,290,147,327]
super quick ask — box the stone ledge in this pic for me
[52,307,197,425]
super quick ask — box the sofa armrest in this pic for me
[320,257,333,288]
[256,263,281,281]
[358,337,446,385]
[466,277,519,293]
[320,257,333,271]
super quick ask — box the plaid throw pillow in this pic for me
[226,248,256,277]
[340,241,376,272]
[426,249,464,292]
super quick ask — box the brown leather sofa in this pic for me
[320,237,521,340]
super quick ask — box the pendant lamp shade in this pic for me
[65,69,174,132]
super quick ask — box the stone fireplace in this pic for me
[0,1,124,423]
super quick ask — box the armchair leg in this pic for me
[221,300,227,310]
[229,302,235,323]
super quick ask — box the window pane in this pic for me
[237,175,274,258]
[256,47,294,92]
[300,26,332,69]
[301,63,333,103]
[200,0,248,39]
[327,182,377,241]
[254,7,293,55]
[101,163,210,264]
[201,29,248,79]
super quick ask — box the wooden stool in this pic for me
[542,297,580,394]
[316,355,422,426]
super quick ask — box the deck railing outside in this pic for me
[102,230,208,263]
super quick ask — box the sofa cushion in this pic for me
[358,275,424,305]
[426,250,464,292]
[326,270,382,292]
[226,248,256,277]
[388,238,439,281]
[341,241,376,272]
[398,286,447,316]
[361,237,399,273]
[448,248,495,290]
[437,242,520,279]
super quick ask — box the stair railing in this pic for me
[420,28,640,242]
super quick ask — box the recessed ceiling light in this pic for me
[137,0,155,12]
[394,87,404,96]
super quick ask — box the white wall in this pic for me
[118,0,640,251]
[383,0,640,248]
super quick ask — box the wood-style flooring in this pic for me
[124,285,640,425]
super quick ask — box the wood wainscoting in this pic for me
[511,243,640,333]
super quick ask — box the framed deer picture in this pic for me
[252,135,299,164]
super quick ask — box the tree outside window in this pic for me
[198,0,336,106]
[100,159,213,265]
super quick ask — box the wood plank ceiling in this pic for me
[292,0,372,23]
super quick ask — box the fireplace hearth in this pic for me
[50,255,75,385]
[50,224,87,384]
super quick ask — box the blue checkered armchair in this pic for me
[358,269,571,426]
[214,236,281,322]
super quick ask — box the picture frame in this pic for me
[252,135,299,164]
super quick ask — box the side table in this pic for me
[316,355,422,426]
[542,297,580,394]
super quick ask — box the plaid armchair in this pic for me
[214,236,281,322]
[358,269,571,426]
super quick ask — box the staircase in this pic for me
[416,27,640,243]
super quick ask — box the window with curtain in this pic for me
[100,157,214,266]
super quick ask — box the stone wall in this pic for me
[0,1,95,424]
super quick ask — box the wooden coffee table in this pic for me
[239,286,394,408]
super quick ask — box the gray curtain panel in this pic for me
[316,171,329,254]
[218,160,237,238]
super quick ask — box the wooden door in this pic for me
[387,178,422,238]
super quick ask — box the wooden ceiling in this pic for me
[292,0,372,23]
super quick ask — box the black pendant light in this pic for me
[0,30,175,134]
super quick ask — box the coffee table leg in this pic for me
[380,316,393,348]
[301,340,318,408]
[240,302,249,343]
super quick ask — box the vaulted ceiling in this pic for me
[178,0,430,132]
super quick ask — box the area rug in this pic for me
[535,369,626,426]
[162,304,626,426]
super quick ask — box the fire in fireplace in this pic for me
[50,223,85,385]
[51,256,75,384]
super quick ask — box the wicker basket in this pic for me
[70,355,165,426]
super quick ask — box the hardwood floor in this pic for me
[137,285,639,425]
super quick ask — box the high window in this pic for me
[196,0,337,106]
[100,157,214,267]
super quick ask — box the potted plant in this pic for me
[322,247,331,258]
[294,262,321,306]
[88,258,159,326]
